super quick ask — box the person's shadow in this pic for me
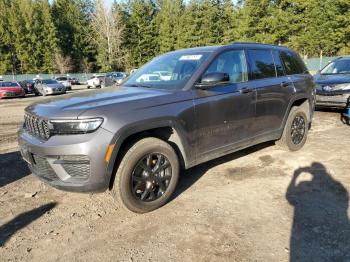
[286,162,350,261]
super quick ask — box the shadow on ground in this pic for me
[287,162,350,261]
[0,202,57,247]
[0,151,30,188]
[316,107,350,126]
[171,141,274,201]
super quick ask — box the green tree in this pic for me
[52,0,95,72]
[124,0,158,68]
[155,0,184,54]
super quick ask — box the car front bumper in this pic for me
[45,89,65,95]
[316,93,350,109]
[18,127,114,193]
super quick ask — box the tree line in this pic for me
[0,0,349,75]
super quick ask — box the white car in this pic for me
[136,74,161,83]
[87,75,105,89]
[153,71,172,81]
[55,76,72,90]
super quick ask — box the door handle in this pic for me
[240,87,253,94]
[281,81,292,87]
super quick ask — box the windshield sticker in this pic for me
[179,55,203,61]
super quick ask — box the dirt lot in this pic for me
[1,86,350,261]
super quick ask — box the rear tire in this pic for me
[276,106,309,151]
[111,137,179,213]
[87,86,90,89]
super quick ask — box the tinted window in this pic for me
[272,51,285,77]
[56,77,67,81]
[320,59,350,74]
[42,79,58,84]
[204,50,248,83]
[280,51,307,75]
[0,82,19,87]
[248,50,276,80]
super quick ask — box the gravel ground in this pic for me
[0,86,350,261]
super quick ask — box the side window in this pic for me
[204,50,248,83]
[247,49,276,80]
[280,51,308,75]
[272,50,285,77]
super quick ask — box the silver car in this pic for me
[35,79,66,96]
[55,76,72,90]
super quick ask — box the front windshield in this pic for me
[321,59,350,74]
[0,82,18,88]
[123,51,211,90]
[42,79,58,84]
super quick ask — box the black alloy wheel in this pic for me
[291,115,306,145]
[131,153,172,202]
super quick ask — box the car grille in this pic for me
[60,155,90,179]
[30,155,58,182]
[24,113,50,140]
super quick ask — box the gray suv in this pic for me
[18,43,315,213]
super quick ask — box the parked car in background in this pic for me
[0,81,25,98]
[136,73,161,83]
[19,80,39,95]
[55,76,72,91]
[105,72,127,86]
[314,57,350,109]
[19,43,314,213]
[35,79,66,96]
[68,77,80,85]
[154,71,172,81]
[87,75,105,89]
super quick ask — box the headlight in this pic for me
[49,118,103,135]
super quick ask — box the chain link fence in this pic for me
[0,57,341,81]
[0,73,97,83]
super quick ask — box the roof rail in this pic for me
[230,42,287,48]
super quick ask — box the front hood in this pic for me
[25,86,177,119]
[314,74,350,85]
[0,87,22,92]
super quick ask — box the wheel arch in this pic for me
[283,95,313,127]
[105,119,192,190]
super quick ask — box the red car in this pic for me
[0,81,25,98]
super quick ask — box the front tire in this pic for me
[276,106,309,151]
[111,137,179,213]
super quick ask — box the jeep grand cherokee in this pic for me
[19,43,315,213]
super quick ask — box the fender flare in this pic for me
[104,117,193,181]
[281,94,314,129]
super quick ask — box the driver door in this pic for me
[193,50,257,162]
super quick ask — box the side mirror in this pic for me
[195,72,230,89]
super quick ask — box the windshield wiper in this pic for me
[124,84,153,88]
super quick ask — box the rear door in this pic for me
[246,49,293,137]
[280,50,313,97]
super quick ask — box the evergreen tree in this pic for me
[52,0,95,72]
[222,0,238,44]
[124,0,158,68]
[156,0,184,54]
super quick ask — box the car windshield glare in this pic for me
[43,79,58,84]
[0,82,18,88]
[321,59,350,75]
[123,51,211,90]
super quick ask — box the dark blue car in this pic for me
[314,57,350,109]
